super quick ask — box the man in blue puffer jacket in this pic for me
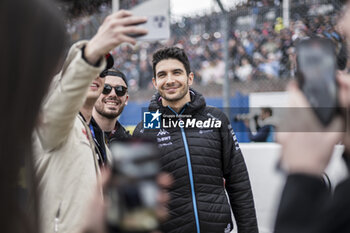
[134,47,258,233]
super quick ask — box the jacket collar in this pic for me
[111,120,128,137]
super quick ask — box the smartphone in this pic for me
[106,138,160,232]
[128,0,170,41]
[296,37,339,125]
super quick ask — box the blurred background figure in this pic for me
[0,0,67,233]
[244,107,275,142]
[235,57,253,81]
[274,17,284,34]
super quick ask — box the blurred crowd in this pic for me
[65,1,345,90]
[227,14,342,82]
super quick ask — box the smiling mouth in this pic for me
[105,99,120,106]
[106,102,118,106]
[165,86,179,92]
[90,83,100,88]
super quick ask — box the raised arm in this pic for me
[37,10,148,151]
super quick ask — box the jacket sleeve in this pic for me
[221,114,259,233]
[36,41,106,152]
[132,122,144,138]
[248,125,270,142]
[274,174,330,233]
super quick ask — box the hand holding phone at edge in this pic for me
[337,72,350,109]
[336,72,350,153]
[277,81,344,176]
[84,10,148,65]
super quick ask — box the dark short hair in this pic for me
[100,68,128,87]
[261,107,273,116]
[152,47,191,78]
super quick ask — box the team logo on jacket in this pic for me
[157,129,169,136]
[224,223,231,233]
[144,110,161,129]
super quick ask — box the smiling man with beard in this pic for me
[92,68,131,144]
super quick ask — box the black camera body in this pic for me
[107,139,160,232]
[233,114,259,122]
[233,114,250,122]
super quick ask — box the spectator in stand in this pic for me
[235,57,254,81]
[139,60,153,89]
[65,1,344,86]
[274,17,285,34]
[258,53,280,79]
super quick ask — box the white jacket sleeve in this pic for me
[37,41,106,151]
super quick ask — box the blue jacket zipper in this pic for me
[168,106,200,233]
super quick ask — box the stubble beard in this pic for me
[95,103,125,120]
[161,83,189,103]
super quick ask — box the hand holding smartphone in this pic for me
[296,37,339,125]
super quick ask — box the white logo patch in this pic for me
[224,223,231,233]
[157,136,171,142]
[158,142,173,148]
[199,129,214,134]
[157,129,169,136]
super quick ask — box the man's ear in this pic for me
[188,72,194,86]
[152,77,158,89]
[125,95,129,105]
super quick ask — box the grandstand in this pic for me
[56,0,347,141]
[60,0,345,100]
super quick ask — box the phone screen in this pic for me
[296,38,338,125]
